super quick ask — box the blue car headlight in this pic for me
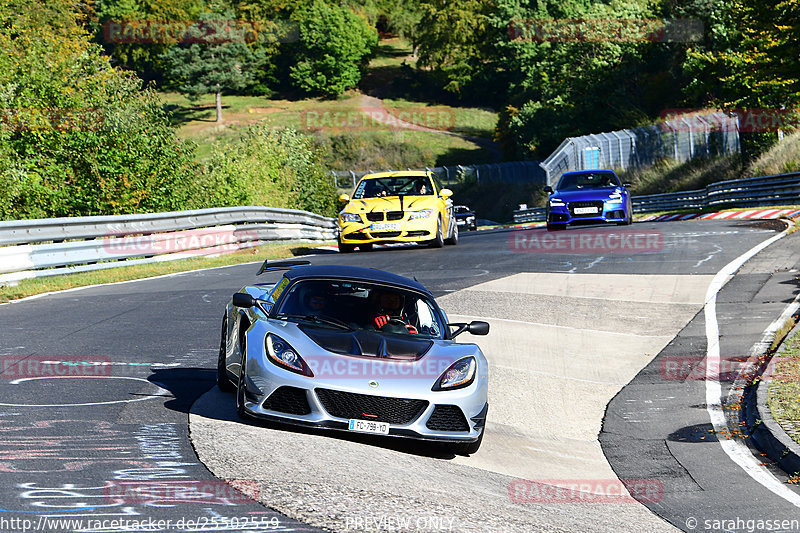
[266,334,313,377]
[433,357,476,391]
[606,194,623,204]
[549,198,565,207]
[340,212,361,223]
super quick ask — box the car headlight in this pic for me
[466,216,475,222]
[433,357,476,391]
[408,209,433,220]
[266,334,313,376]
[340,212,361,223]
[606,194,623,203]
[549,199,565,207]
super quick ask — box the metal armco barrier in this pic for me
[512,171,800,223]
[0,207,336,286]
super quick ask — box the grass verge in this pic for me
[0,241,328,304]
[768,329,800,447]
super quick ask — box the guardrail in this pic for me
[512,171,800,223]
[0,207,336,286]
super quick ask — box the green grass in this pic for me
[750,130,800,176]
[159,36,499,168]
[768,329,800,447]
[0,241,325,303]
[161,91,498,168]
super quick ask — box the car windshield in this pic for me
[556,172,619,191]
[273,279,445,339]
[455,206,470,214]
[353,176,434,199]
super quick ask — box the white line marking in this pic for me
[0,376,172,407]
[704,220,800,507]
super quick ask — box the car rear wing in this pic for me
[257,259,311,276]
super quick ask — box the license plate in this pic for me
[348,419,390,435]
[574,206,598,214]
[370,223,401,231]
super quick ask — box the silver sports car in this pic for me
[217,260,489,454]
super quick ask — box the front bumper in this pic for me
[241,357,487,443]
[547,202,627,225]
[338,216,437,244]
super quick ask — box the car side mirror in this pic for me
[448,320,490,338]
[439,188,453,199]
[623,183,632,188]
[233,292,270,315]
[339,193,351,203]
[543,186,554,194]
[232,293,255,308]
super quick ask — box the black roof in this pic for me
[282,265,431,294]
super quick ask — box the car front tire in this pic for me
[428,217,444,248]
[444,219,458,245]
[235,348,253,420]
[217,316,235,392]
[338,238,355,253]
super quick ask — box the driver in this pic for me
[303,289,328,316]
[372,290,418,334]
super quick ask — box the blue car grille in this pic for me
[426,405,469,432]
[568,200,604,218]
[315,388,428,424]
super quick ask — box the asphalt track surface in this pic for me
[1,220,799,532]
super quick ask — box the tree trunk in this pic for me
[215,91,222,122]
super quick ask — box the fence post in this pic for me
[611,131,625,170]
[681,118,694,159]
[350,170,356,188]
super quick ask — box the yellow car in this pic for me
[337,170,458,253]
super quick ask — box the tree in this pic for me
[162,10,267,121]
[289,0,377,96]
[415,0,496,95]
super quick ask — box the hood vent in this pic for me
[299,327,433,360]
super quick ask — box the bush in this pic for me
[198,126,338,217]
[0,1,197,218]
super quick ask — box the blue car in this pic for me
[543,169,633,231]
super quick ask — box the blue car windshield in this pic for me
[557,173,619,190]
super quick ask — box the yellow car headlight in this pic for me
[340,212,361,223]
[408,209,433,220]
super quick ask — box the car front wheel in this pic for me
[444,219,458,245]
[338,238,355,253]
[217,316,234,392]
[235,349,253,420]
[428,217,444,248]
